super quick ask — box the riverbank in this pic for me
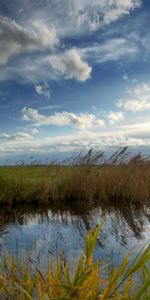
[0,159,150,207]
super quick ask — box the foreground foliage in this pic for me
[0,222,150,299]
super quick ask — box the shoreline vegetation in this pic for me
[0,147,150,298]
[0,147,150,207]
[0,223,150,299]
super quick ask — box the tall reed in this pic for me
[0,148,150,206]
[0,222,150,299]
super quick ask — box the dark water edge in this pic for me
[0,201,150,272]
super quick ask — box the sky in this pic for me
[0,0,150,164]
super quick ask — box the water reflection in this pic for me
[0,201,149,270]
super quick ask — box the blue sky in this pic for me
[0,0,150,163]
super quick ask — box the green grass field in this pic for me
[0,148,150,206]
[0,165,58,180]
[0,162,150,207]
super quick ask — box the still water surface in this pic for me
[0,202,149,270]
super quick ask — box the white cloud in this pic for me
[6,0,142,36]
[103,0,142,25]
[30,0,141,36]
[21,107,105,129]
[0,0,142,84]
[0,16,58,64]
[1,127,150,157]
[0,48,91,83]
[0,132,32,141]
[48,49,92,82]
[120,121,150,133]
[117,99,150,112]
[108,111,124,125]
[1,37,137,84]
[31,128,39,134]
[117,82,150,112]
[38,105,62,110]
[35,82,51,99]
[0,54,52,83]
[0,37,137,83]
[80,38,138,63]
[95,119,105,126]
[128,83,150,96]
[1,116,150,157]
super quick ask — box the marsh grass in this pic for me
[0,222,150,299]
[0,147,150,206]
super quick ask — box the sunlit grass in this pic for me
[0,222,150,299]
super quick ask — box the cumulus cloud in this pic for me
[0,36,138,84]
[0,38,138,84]
[0,37,137,83]
[21,107,105,129]
[35,82,51,99]
[108,111,124,125]
[0,48,91,83]
[0,16,58,64]
[48,49,92,82]
[0,132,32,141]
[117,82,150,112]
[117,99,150,112]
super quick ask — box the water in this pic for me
[0,202,149,271]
